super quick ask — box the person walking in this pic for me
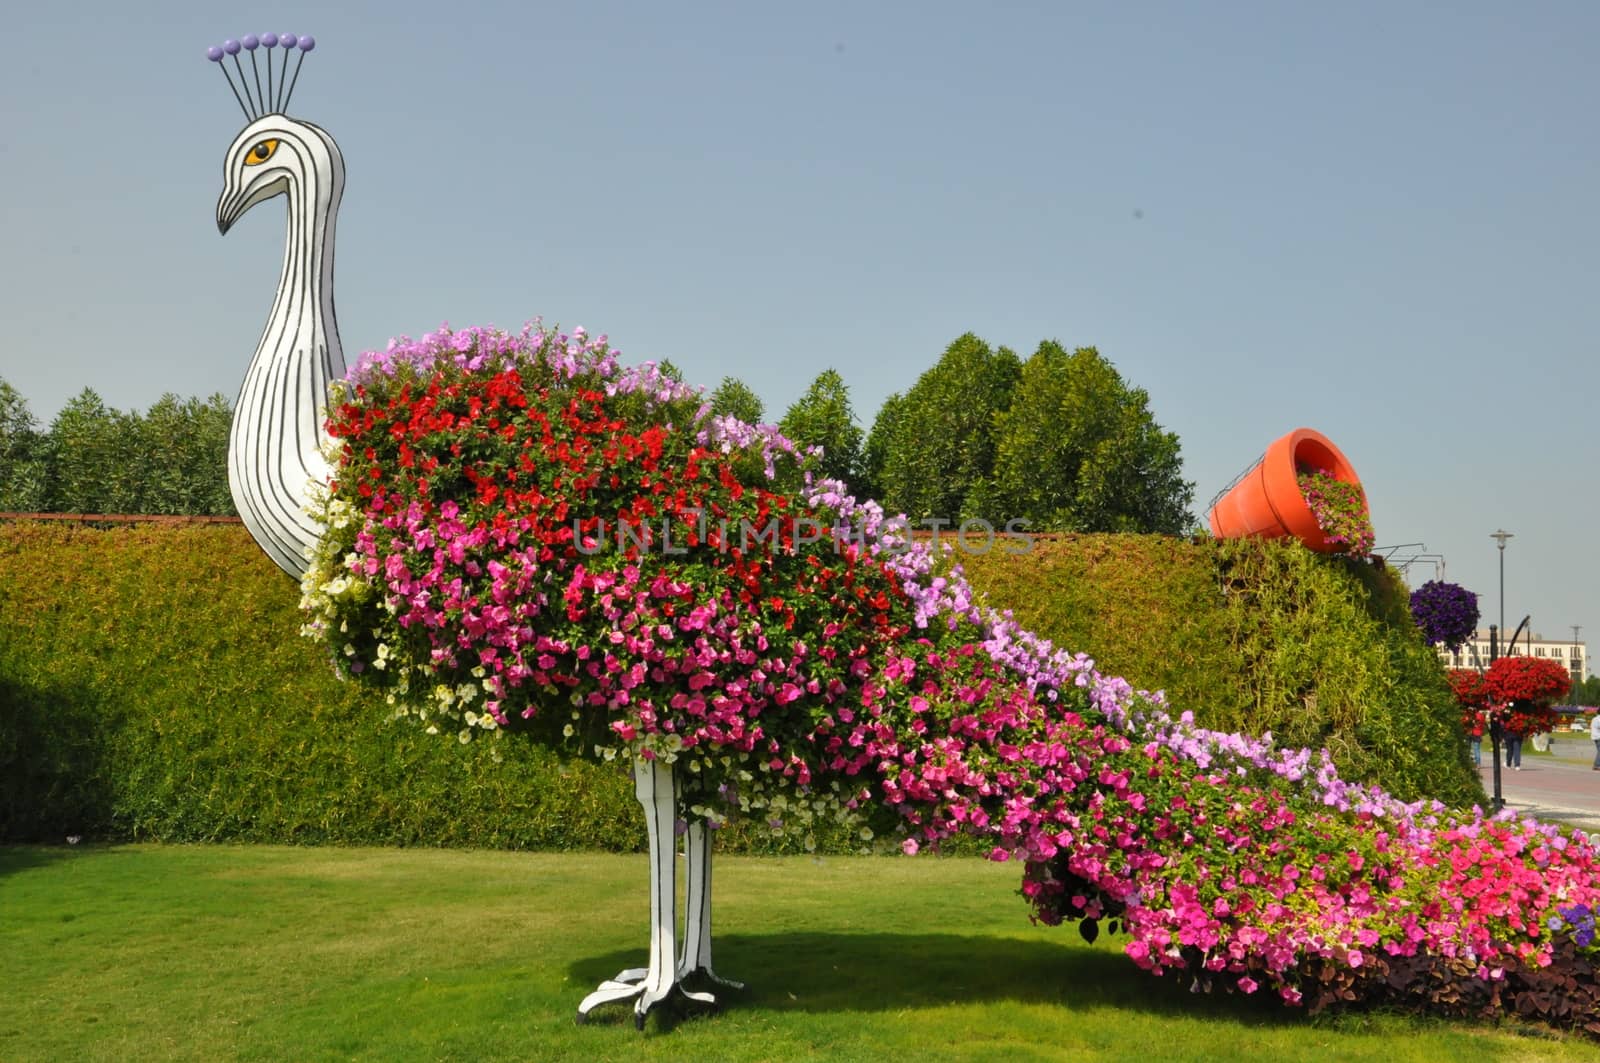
[1589,711,1600,771]
[1505,727,1524,771]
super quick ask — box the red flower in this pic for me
[1484,656,1571,706]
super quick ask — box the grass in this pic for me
[4,845,1600,1062]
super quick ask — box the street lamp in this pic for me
[1491,529,1513,637]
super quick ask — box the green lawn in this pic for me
[4,844,1599,1062]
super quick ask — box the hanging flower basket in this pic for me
[1485,658,1571,738]
[1485,656,1572,706]
[1206,428,1371,555]
[1409,580,1480,652]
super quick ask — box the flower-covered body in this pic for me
[304,322,936,841]
[302,322,1600,1035]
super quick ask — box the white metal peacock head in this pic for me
[216,114,344,235]
[208,34,339,233]
[206,32,346,581]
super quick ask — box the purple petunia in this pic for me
[1409,580,1480,653]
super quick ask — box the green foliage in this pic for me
[709,376,765,425]
[956,534,1482,806]
[778,368,865,489]
[0,379,48,511]
[1574,675,1600,706]
[975,342,1195,534]
[859,390,904,504]
[872,333,1021,523]
[135,393,235,515]
[0,522,626,846]
[43,388,142,513]
[15,381,236,517]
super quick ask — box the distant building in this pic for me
[1437,629,1586,690]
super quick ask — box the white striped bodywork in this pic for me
[216,115,345,579]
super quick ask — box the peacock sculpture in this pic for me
[208,33,341,579]
[209,34,1600,1038]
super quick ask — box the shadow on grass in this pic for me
[573,931,1300,1029]
[0,845,88,879]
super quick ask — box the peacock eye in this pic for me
[244,139,281,166]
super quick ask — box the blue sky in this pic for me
[3,1,1597,667]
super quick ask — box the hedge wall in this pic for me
[0,523,1482,848]
[0,522,646,849]
[955,534,1482,806]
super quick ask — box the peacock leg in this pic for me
[677,819,744,990]
[576,756,713,1029]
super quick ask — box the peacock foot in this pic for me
[575,967,718,1029]
[680,964,745,992]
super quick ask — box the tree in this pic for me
[137,393,235,515]
[0,378,47,512]
[976,342,1194,534]
[859,391,905,506]
[709,376,765,425]
[45,389,146,514]
[872,333,1021,524]
[1574,674,1600,706]
[191,394,237,515]
[12,384,238,517]
[779,369,864,490]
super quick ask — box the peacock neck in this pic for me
[263,170,342,388]
[228,139,345,579]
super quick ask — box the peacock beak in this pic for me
[217,175,286,236]
[217,193,238,236]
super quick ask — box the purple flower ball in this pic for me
[224,39,241,55]
[1410,580,1480,652]
[242,34,259,50]
[298,35,316,51]
[261,32,279,48]
[207,45,224,61]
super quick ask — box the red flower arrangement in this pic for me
[1485,655,1572,704]
[1446,668,1489,736]
[1484,656,1572,738]
[1447,660,1571,738]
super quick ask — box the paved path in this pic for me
[1475,734,1600,834]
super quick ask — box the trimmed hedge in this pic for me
[0,522,644,849]
[0,523,1481,847]
[956,534,1482,807]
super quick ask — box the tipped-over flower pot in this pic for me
[1207,428,1368,554]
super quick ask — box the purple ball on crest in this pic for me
[242,34,259,50]
[297,35,315,51]
[261,32,279,47]
[207,45,224,61]
[279,34,297,49]
[224,39,241,54]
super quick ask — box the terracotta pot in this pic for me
[1207,428,1366,553]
